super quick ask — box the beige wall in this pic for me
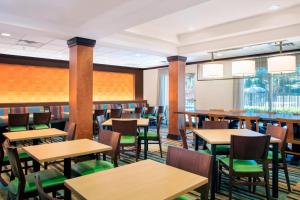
[143,68,159,106]
[143,63,234,110]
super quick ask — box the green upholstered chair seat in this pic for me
[139,131,158,139]
[267,150,282,160]
[120,135,136,144]
[32,124,49,130]
[220,157,263,173]
[71,160,114,176]
[8,169,66,195]
[9,126,27,132]
[207,144,230,154]
[175,195,191,200]
[197,149,211,155]
[3,152,30,163]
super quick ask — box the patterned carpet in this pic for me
[1,126,300,199]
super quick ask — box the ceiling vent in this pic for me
[17,39,44,48]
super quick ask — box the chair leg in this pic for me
[283,158,292,192]
[248,177,252,192]
[158,139,163,158]
[229,176,233,200]
[135,143,139,162]
[200,184,209,200]
[24,161,28,175]
[217,164,222,192]
[264,172,271,200]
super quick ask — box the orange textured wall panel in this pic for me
[0,63,135,103]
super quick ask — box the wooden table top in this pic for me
[102,118,149,127]
[193,129,281,144]
[65,160,207,200]
[3,128,67,142]
[22,139,112,163]
[175,110,300,122]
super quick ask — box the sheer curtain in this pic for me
[233,78,244,110]
[157,68,169,107]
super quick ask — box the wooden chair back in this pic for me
[208,113,225,121]
[64,121,76,141]
[276,118,295,142]
[94,109,106,119]
[134,107,143,114]
[33,112,51,126]
[179,129,188,149]
[98,130,121,167]
[112,120,137,138]
[166,146,213,185]
[35,175,59,200]
[145,106,155,115]
[158,106,165,115]
[6,147,26,199]
[121,113,141,119]
[239,116,260,131]
[230,135,270,161]
[110,109,122,118]
[8,113,29,128]
[202,121,228,129]
[266,124,287,151]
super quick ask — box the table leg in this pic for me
[194,134,199,151]
[210,144,217,200]
[144,126,148,159]
[64,158,71,200]
[272,143,278,198]
[32,139,41,172]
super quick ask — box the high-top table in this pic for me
[65,160,208,200]
[102,118,150,159]
[193,129,281,200]
[22,139,112,200]
[3,128,67,144]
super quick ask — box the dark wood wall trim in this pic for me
[0,53,143,100]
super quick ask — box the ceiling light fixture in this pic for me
[232,60,255,77]
[1,33,11,37]
[267,41,296,74]
[202,52,224,79]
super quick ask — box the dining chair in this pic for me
[265,124,291,191]
[93,109,107,135]
[202,121,229,155]
[32,112,51,130]
[0,139,32,186]
[142,106,156,121]
[110,108,122,118]
[8,113,29,132]
[218,135,271,199]
[71,130,121,176]
[6,147,66,200]
[64,121,76,141]
[207,113,225,121]
[239,116,260,131]
[166,146,213,200]
[138,116,163,158]
[34,175,59,200]
[112,120,139,161]
[134,107,143,115]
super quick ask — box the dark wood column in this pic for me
[67,37,96,139]
[167,56,186,140]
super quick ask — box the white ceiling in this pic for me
[0,0,300,68]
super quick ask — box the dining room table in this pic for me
[22,139,112,200]
[102,118,150,159]
[65,159,208,200]
[193,128,281,200]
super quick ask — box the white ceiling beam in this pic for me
[178,5,300,46]
[99,31,177,56]
[178,23,300,54]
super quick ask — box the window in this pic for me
[242,56,300,113]
[185,73,196,110]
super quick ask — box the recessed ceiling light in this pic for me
[135,54,141,57]
[1,33,11,37]
[269,5,280,11]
